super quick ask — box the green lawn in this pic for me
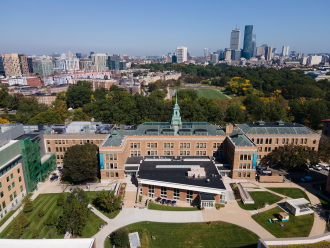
[318,195,330,210]
[105,221,259,248]
[252,207,314,238]
[267,188,310,201]
[197,89,227,99]
[237,192,283,210]
[148,202,200,211]
[0,193,104,239]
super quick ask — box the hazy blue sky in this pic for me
[1,0,329,56]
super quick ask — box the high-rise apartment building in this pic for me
[282,46,289,56]
[251,34,256,58]
[211,53,219,64]
[230,28,241,50]
[265,46,273,61]
[224,49,232,60]
[172,55,177,63]
[256,46,265,56]
[0,57,5,76]
[231,50,241,60]
[54,58,80,72]
[242,25,253,60]
[91,53,107,71]
[204,48,208,57]
[18,55,32,76]
[308,55,322,66]
[1,53,22,77]
[176,47,187,63]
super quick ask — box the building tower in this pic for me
[265,46,273,61]
[204,48,208,57]
[171,93,182,134]
[230,28,241,50]
[282,46,289,56]
[176,47,187,63]
[242,25,253,60]
[251,34,256,58]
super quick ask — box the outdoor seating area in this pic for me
[156,197,177,206]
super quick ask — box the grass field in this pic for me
[237,192,283,211]
[0,193,104,239]
[267,188,310,201]
[148,202,200,211]
[105,221,259,248]
[252,206,314,238]
[197,89,227,99]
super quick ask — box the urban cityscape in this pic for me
[1,0,330,248]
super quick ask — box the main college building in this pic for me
[95,98,320,206]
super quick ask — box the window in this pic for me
[12,182,15,188]
[57,155,60,159]
[148,185,154,197]
[258,147,262,152]
[147,151,158,156]
[258,155,261,159]
[19,176,22,182]
[239,154,252,160]
[96,140,99,145]
[213,143,221,148]
[265,138,268,144]
[17,168,20,174]
[47,140,50,144]
[282,138,285,144]
[163,143,174,148]
[243,172,246,177]
[60,147,62,152]
[0,182,2,188]
[130,151,141,156]
[238,172,241,177]
[111,172,114,177]
[66,140,68,144]
[275,138,278,144]
[295,139,298,145]
[11,173,13,179]
[247,172,251,178]
[10,194,13,201]
[257,138,259,144]
[239,163,251,169]
[304,139,307,144]
[59,140,61,144]
[56,147,59,152]
[2,201,6,209]
[0,191,3,198]
[80,140,82,145]
[313,140,316,144]
[196,143,206,148]
[291,138,294,144]
[62,140,65,144]
[106,172,109,178]
[180,151,190,156]
[105,154,117,160]
[160,187,167,198]
[146,143,157,148]
[312,147,315,151]
[106,163,118,169]
[269,138,272,144]
[186,190,193,203]
[8,185,11,191]
[173,188,180,200]
[196,151,206,156]
[179,143,190,148]
[73,140,76,145]
[131,143,141,148]
[6,177,9,182]
[264,147,267,152]
[252,138,254,142]
[268,147,271,152]
[60,155,63,159]
[48,147,51,152]
[115,173,118,177]
[55,140,58,144]
[163,150,174,156]
[260,139,263,144]
[300,139,303,144]
[14,191,17,198]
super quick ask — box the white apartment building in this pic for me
[282,46,289,56]
[176,47,187,63]
[224,49,231,61]
[91,53,108,72]
[54,58,80,72]
[308,55,322,66]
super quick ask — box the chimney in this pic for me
[225,123,233,134]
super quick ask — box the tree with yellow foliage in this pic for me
[0,117,10,124]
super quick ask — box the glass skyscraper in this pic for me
[242,25,253,60]
[230,28,241,51]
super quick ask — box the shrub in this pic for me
[113,228,129,247]
[18,213,29,228]
[139,195,143,202]
[32,227,38,238]
[57,194,65,206]
[23,198,34,213]
[45,212,57,226]
[11,219,22,238]
[38,209,45,218]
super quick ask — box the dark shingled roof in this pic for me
[200,193,215,201]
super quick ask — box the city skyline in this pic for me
[1,0,330,56]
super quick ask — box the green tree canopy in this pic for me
[27,109,64,124]
[93,190,122,213]
[226,103,246,123]
[62,143,99,183]
[66,81,93,108]
[149,90,165,100]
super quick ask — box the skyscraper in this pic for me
[282,46,289,56]
[204,48,208,57]
[1,53,21,77]
[265,46,272,61]
[176,47,187,63]
[251,34,256,58]
[242,25,253,60]
[230,28,241,50]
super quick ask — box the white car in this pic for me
[319,163,330,171]
[305,164,313,171]
[313,164,322,171]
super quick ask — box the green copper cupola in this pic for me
[171,93,182,126]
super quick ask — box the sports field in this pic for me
[197,89,227,99]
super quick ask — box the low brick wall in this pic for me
[259,176,283,183]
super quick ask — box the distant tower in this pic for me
[230,28,241,50]
[242,25,253,60]
[204,48,208,57]
[251,34,256,58]
[171,93,182,125]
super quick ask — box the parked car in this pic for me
[301,176,313,182]
[305,163,313,171]
[312,164,322,171]
[319,163,330,171]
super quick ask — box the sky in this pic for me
[1,0,329,56]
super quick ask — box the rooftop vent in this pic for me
[187,167,206,178]
[257,120,265,125]
[277,119,285,126]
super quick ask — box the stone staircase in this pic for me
[237,183,254,204]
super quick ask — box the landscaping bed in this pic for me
[105,221,259,248]
[230,183,241,200]
[267,188,310,201]
[252,206,314,238]
[237,192,283,210]
[147,202,199,211]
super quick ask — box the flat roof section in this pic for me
[15,133,39,141]
[138,157,226,190]
[200,193,215,201]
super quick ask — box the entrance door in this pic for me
[186,190,193,203]
[148,185,154,198]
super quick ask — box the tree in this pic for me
[57,193,65,206]
[52,99,70,121]
[94,86,108,100]
[27,109,64,124]
[318,135,330,163]
[66,81,93,108]
[62,143,99,183]
[18,213,29,228]
[7,93,24,110]
[226,103,246,123]
[149,90,165,100]
[45,212,57,226]
[23,198,34,213]
[57,188,91,237]
[72,108,90,121]
[0,117,10,124]
[113,228,129,247]
[0,84,9,107]
[93,190,122,214]
[32,227,38,238]
[11,219,22,238]
[38,209,45,218]
[162,87,168,97]
[16,96,48,124]
[56,91,67,101]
